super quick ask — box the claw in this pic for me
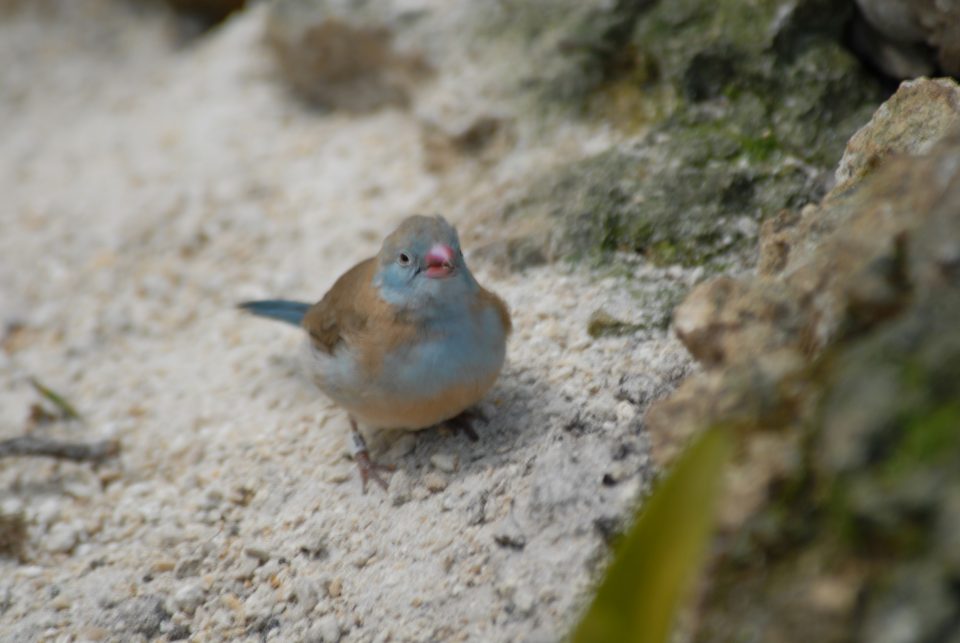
[349,416,393,493]
[355,450,395,493]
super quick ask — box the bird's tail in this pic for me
[237,299,310,327]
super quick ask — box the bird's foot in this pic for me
[440,408,487,442]
[349,418,394,493]
[354,449,395,493]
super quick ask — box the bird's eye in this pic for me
[397,252,411,266]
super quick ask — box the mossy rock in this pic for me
[499,0,885,270]
[698,294,960,642]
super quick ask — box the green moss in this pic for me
[886,403,960,477]
[501,0,885,270]
[739,132,780,163]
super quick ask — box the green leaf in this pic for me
[572,427,732,643]
[29,377,83,422]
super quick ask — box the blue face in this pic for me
[374,220,479,318]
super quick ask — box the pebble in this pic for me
[309,614,341,643]
[327,578,342,598]
[511,588,535,616]
[423,473,448,493]
[232,556,260,580]
[386,434,417,460]
[32,497,62,528]
[46,520,84,554]
[172,582,205,615]
[244,583,276,620]
[615,400,637,423]
[389,470,414,506]
[245,544,272,563]
[175,556,204,579]
[293,578,320,614]
[430,453,459,473]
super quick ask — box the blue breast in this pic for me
[379,304,506,400]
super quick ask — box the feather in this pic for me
[237,299,310,326]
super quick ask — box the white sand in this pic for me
[0,3,697,640]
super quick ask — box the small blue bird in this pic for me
[239,215,511,491]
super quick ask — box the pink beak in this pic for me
[424,244,455,279]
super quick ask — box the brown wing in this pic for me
[302,257,380,354]
[477,285,512,336]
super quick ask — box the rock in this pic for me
[484,0,884,271]
[852,0,960,78]
[668,80,960,380]
[326,577,342,599]
[308,614,341,643]
[244,543,272,563]
[45,520,84,554]
[171,582,205,616]
[420,116,514,173]
[586,309,641,338]
[97,595,171,639]
[422,472,448,493]
[672,277,802,368]
[645,76,960,642]
[244,583,277,621]
[293,578,320,615]
[389,469,414,507]
[232,554,260,580]
[429,453,458,473]
[836,78,960,186]
[174,556,204,579]
[265,0,429,111]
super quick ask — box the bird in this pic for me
[238,215,511,491]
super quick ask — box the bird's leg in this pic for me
[440,407,487,442]
[349,417,394,493]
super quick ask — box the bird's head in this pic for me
[374,214,477,315]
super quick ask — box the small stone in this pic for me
[512,588,535,616]
[245,544,272,563]
[423,473,448,493]
[386,433,417,460]
[389,470,413,507]
[587,309,639,338]
[199,487,224,511]
[327,577,342,598]
[174,556,203,579]
[244,583,276,620]
[51,595,71,610]
[614,401,637,424]
[293,578,319,614]
[430,453,458,473]
[33,497,62,528]
[255,559,280,581]
[78,626,109,640]
[232,555,260,580]
[171,582,205,615]
[309,614,341,643]
[352,547,377,569]
[46,520,83,554]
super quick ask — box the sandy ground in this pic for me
[0,4,697,641]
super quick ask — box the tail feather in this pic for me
[238,299,310,327]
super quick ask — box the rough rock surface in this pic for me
[482,0,885,271]
[835,76,960,186]
[852,0,960,78]
[647,77,960,641]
